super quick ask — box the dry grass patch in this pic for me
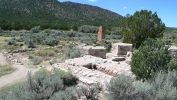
[0,65,15,77]
[34,49,55,57]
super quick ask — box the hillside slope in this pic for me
[0,0,123,30]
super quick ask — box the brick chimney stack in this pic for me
[98,26,105,41]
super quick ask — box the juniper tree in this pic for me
[131,38,172,80]
[120,10,165,48]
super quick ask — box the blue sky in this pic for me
[58,0,177,27]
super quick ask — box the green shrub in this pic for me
[78,85,100,100]
[30,26,41,33]
[65,44,81,59]
[51,87,78,100]
[80,36,97,45]
[106,74,138,100]
[0,68,103,100]
[43,28,52,33]
[34,49,55,57]
[149,71,177,100]
[110,27,121,35]
[27,39,36,48]
[107,71,177,100]
[166,58,177,70]
[31,57,43,65]
[44,37,59,46]
[70,48,81,58]
[78,25,98,33]
[66,31,77,37]
[53,68,78,86]
[0,27,3,33]
[101,39,112,52]
[131,38,172,80]
[7,39,17,45]
[33,68,49,78]
[120,10,165,48]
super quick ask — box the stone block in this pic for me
[111,43,133,55]
[125,58,131,65]
[169,46,177,58]
[127,52,133,58]
[78,46,106,58]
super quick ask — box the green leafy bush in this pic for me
[149,71,177,99]
[106,74,139,100]
[44,37,59,46]
[0,67,103,100]
[65,44,81,59]
[107,71,177,100]
[31,57,43,65]
[80,36,97,45]
[131,38,172,80]
[43,28,52,33]
[7,39,17,46]
[120,10,165,48]
[166,59,177,70]
[53,68,78,86]
[30,26,41,33]
[78,25,98,33]
[34,49,55,57]
[0,27,3,33]
[27,39,36,48]
[101,39,112,52]
[51,87,78,100]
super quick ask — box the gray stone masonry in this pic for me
[111,43,133,55]
[78,46,106,59]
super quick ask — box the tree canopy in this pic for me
[120,10,165,48]
[131,38,173,81]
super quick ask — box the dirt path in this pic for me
[0,53,39,88]
[0,53,8,65]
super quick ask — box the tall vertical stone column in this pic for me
[98,26,105,41]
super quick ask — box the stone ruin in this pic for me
[111,43,133,55]
[169,46,177,58]
[77,45,106,59]
[2,51,19,64]
[53,55,132,87]
[55,42,134,88]
[109,43,133,65]
[97,26,105,41]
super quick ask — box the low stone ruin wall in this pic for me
[169,46,177,58]
[2,51,19,64]
[53,62,112,86]
[53,55,132,86]
[8,48,33,53]
[111,43,133,55]
[78,46,106,59]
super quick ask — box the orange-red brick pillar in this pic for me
[98,26,105,41]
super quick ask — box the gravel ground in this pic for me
[0,53,8,65]
[0,53,38,88]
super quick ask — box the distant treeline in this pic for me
[0,19,120,31]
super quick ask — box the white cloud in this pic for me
[88,0,97,2]
[123,7,127,9]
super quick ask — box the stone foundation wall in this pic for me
[2,52,19,64]
[169,46,177,58]
[78,46,106,59]
[111,43,133,55]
